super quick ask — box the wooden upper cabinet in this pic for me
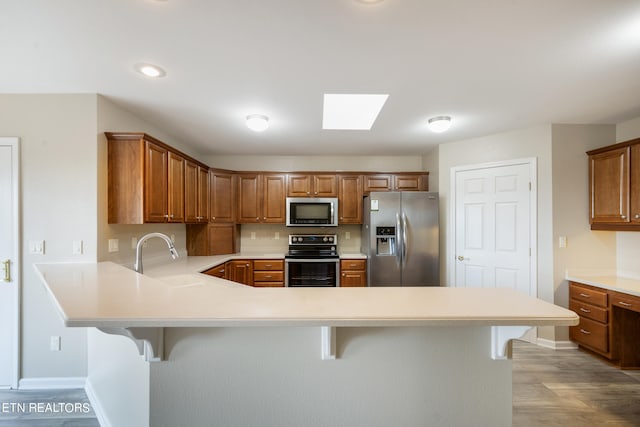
[589,146,630,225]
[210,169,234,223]
[237,173,261,223]
[144,141,169,222]
[363,174,392,194]
[167,151,185,223]
[262,174,287,223]
[236,173,286,223]
[338,174,363,224]
[185,161,209,223]
[394,174,429,191]
[287,174,337,197]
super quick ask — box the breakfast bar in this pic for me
[35,260,578,427]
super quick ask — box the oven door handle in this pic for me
[285,259,340,263]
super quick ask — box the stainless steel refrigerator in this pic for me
[362,192,439,286]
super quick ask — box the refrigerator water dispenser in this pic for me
[375,226,396,256]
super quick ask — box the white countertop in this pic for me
[34,260,578,329]
[566,273,640,297]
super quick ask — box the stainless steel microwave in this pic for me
[286,197,338,227]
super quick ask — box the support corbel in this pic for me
[491,326,532,360]
[321,326,336,360]
[97,327,164,362]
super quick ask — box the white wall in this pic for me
[205,155,423,172]
[0,94,98,379]
[615,115,640,277]
[421,146,439,192]
[551,124,617,341]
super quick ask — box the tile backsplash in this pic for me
[240,224,362,254]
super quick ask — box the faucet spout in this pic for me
[134,232,179,274]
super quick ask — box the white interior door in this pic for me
[452,159,536,298]
[0,137,19,389]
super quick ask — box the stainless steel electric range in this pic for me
[284,234,339,287]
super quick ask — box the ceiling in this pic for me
[2,0,640,156]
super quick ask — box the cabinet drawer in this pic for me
[610,292,640,313]
[253,260,284,271]
[340,259,366,270]
[253,281,284,288]
[570,317,609,353]
[253,271,284,282]
[569,299,608,323]
[569,283,608,308]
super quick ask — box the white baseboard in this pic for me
[536,338,578,350]
[18,377,87,390]
[85,378,112,427]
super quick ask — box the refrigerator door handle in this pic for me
[401,212,408,268]
[395,213,402,268]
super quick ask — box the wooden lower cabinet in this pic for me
[569,281,640,368]
[202,263,228,279]
[227,260,253,286]
[340,259,367,287]
[252,259,284,287]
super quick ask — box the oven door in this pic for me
[285,259,340,287]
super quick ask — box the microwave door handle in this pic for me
[395,213,402,268]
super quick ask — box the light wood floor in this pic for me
[512,340,640,426]
[0,342,638,426]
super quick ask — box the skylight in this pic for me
[322,94,389,130]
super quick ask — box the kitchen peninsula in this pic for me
[35,259,578,427]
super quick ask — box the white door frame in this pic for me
[0,137,20,389]
[448,157,538,297]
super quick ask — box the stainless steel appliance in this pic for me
[362,192,439,286]
[285,234,340,287]
[286,197,338,227]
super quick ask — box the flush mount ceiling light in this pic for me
[246,114,269,132]
[134,63,166,78]
[322,94,389,130]
[427,116,452,133]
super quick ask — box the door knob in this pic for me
[457,256,465,261]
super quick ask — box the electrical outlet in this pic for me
[170,234,175,243]
[131,237,137,249]
[251,232,256,240]
[345,232,351,240]
[72,240,83,255]
[50,336,61,351]
[558,236,567,248]
[275,232,279,240]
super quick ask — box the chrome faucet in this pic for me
[134,232,179,274]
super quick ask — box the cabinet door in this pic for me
[590,147,630,224]
[237,174,261,223]
[363,174,392,193]
[262,174,286,223]
[144,141,168,222]
[631,144,640,224]
[338,175,363,224]
[228,260,253,286]
[314,174,338,197]
[210,170,234,223]
[197,165,210,223]
[167,151,185,223]
[184,160,199,223]
[394,174,428,191]
[287,174,312,197]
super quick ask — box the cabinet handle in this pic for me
[621,215,626,219]
[164,214,169,218]
[170,214,174,219]
[246,263,250,267]
[349,264,357,267]
[212,216,216,220]
[579,329,591,335]
[314,191,318,195]
[264,275,272,279]
[579,293,590,298]
[635,214,640,219]
[265,264,272,268]
[618,301,632,307]
[579,308,591,313]
[219,269,225,273]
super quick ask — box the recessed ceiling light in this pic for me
[322,94,389,130]
[427,116,452,133]
[134,63,166,78]
[246,114,269,132]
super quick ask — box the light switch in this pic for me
[29,240,45,255]
[275,232,280,240]
[72,240,83,255]
[558,236,567,248]
[371,199,379,211]
[108,239,119,253]
[250,232,256,240]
